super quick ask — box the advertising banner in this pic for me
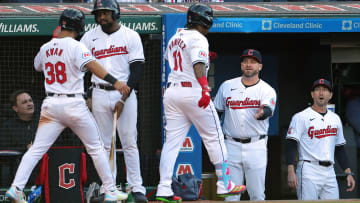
[0,16,161,36]
[210,17,360,33]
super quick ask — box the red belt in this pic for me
[167,82,192,88]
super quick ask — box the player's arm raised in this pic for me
[194,62,211,109]
[85,60,130,95]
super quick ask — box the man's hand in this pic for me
[255,104,265,120]
[86,98,92,111]
[287,165,298,190]
[113,94,129,119]
[114,81,130,95]
[114,101,124,120]
[346,174,355,192]
[198,86,211,109]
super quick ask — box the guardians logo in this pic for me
[308,125,337,139]
[226,97,260,109]
[91,45,128,59]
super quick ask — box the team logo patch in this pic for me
[198,50,207,60]
[82,52,92,59]
[287,127,293,134]
[270,98,276,107]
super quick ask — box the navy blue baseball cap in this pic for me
[240,49,262,63]
[312,78,332,92]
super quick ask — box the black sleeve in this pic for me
[217,111,223,119]
[257,105,272,120]
[335,145,350,170]
[286,139,298,165]
[127,61,144,90]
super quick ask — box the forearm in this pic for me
[193,62,207,79]
[288,164,295,173]
[257,105,272,120]
[85,60,110,80]
[86,61,119,85]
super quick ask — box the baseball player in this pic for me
[80,0,147,202]
[5,8,129,203]
[156,4,246,203]
[214,49,277,201]
[286,78,355,200]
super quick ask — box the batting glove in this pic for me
[198,85,211,109]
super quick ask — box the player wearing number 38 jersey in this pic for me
[5,8,129,203]
[156,4,246,202]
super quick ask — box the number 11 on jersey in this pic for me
[173,50,183,72]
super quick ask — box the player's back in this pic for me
[166,29,209,89]
[34,37,94,94]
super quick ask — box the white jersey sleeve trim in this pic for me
[192,60,207,67]
[129,59,145,64]
[80,59,94,72]
[286,137,299,143]
[335,142,346,147]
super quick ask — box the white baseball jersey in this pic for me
[34,37,94,94]
[214,77,277,138]
[11,37,117,193]
[81,25,146,195]
[213,77,276,201]
[80,25,145,84]
[286,107,346,163]
[157,28,238,197]
[166,29,209,88]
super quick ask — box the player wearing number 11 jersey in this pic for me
[156,4,246,202]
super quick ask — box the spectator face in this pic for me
[12,93,34,117]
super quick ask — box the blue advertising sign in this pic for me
[161,13,202,179]
[210,17,360,33]
[160,14,360,180]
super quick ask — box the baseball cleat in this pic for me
[104,189,128,202]
[156,195,182,203]
[5,186,27,203]
[217,184,246,197]
[132,192,148,203]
